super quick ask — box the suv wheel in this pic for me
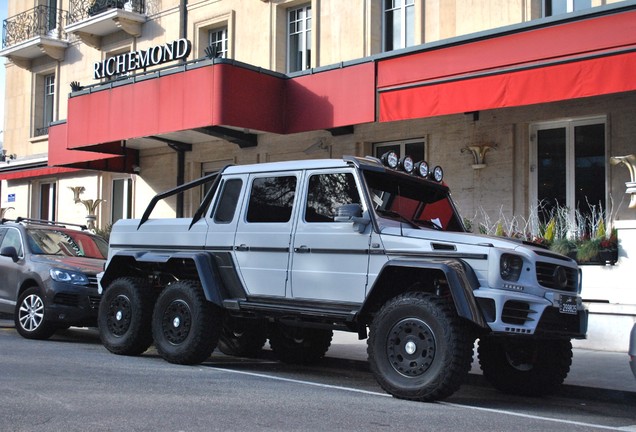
[98,277,155,355]
[269,324,332,364]
[368,292,473,401]
[15,287,56,340]
[478,336,572,396]
[152,280,221,365]
[218,316,267,358]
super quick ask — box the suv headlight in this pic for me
[500,254,523,282]
[50,268,89,285]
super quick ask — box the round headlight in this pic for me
[399,156,414,173]
[433,166,444,182]
[500,254,523,282]
[415,161,429,178]
[381,151,399,169]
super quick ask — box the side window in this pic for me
[305,173,361,222]
[0,229,23,257]
[246,176,297,223]
[213,179,243,223]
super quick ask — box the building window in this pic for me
[531,117,606,224]
[207,27,228,58]
[383,0,415,52]
[46,0,58,31]
[39,182,56,221]
[374,138,426,163]
[287,4,311,73]
[112,178,132,223]
[544,0,592,16]
[34,73,55,137]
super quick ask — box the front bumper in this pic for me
[45,281,100,326]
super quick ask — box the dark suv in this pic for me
[0,218,108,339]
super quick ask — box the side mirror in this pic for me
[334,204,370,233]
[0,246,19,263]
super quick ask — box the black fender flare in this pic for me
[361,258,487,328]
[101,250,225,307]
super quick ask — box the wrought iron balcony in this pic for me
[69,0,145,25]
[2,6,68,49]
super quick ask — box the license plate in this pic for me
[559,295,578,315]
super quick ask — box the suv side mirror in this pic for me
[1,246,19,263]
[334,204,370,233]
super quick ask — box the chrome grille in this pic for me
[536,262,578,292]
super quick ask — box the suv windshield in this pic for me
[27,228,109,259]
[362,169,466,232]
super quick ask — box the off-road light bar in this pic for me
[379,153,444,182]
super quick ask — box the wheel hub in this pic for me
[162,300,192,345]
[107,295,132,336]
[386,318,436,377]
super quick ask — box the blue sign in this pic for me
[8,194,15,203]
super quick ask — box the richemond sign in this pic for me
[93,39,192,80]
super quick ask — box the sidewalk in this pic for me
[327,331,636,401]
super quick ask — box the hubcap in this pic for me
[386,318,436,377]
[18,294,44,332]
[107,295,132,336]
[162,300,192,345]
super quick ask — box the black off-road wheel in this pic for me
[367,292,474,402]
[478,336,572,396]
[15,287,56,340]
[152,280,221,365]
[269,324,333,364]
[218,316,268,358]
[98,277,155,356]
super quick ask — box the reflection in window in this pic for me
[305,173,361,222]
[214,179,242,223]
[0,229,23,257]
[27,229,108,259]
[246,176,297,223]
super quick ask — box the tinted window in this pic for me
[305,173,361,222]
[246,176,297,223]
[213,179,243,223]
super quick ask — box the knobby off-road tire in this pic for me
[152,280,222,365]
[218,316,268,358]
[368,292,474,402]
[269,324,333,364]
[478,336,572,396]
[15,287,56,340]
[98,277,155,356]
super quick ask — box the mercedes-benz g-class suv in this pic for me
[97,154,587,401]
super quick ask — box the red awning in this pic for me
[379,51,636,121]
[0,166,79,181]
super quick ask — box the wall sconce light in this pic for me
[1,149,17,163]
[610,154,636,209]
[461,143,497,169]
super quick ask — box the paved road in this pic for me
[1,321,635,432]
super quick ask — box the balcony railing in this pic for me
[2,6,68,49]
[69,0,145,25]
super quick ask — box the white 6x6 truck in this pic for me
[97,154,587,401]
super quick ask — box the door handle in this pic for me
[294,245,311,253]
[235,244,249,252]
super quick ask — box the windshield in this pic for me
[362,169,466,232]
[27,228,109,259]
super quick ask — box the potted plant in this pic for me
[576,237,601,264]
[598,228,619,265]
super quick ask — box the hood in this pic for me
[30,255,106,275]
[378,226,545,253]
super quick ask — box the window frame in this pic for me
[38,181,57,221]
[207,27,228,58]
[373,138,427,162]
[287,4,312,73]
[382,0,415,52]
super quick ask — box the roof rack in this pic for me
[1,217,89,231]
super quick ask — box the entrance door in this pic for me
[530,117,606,223]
